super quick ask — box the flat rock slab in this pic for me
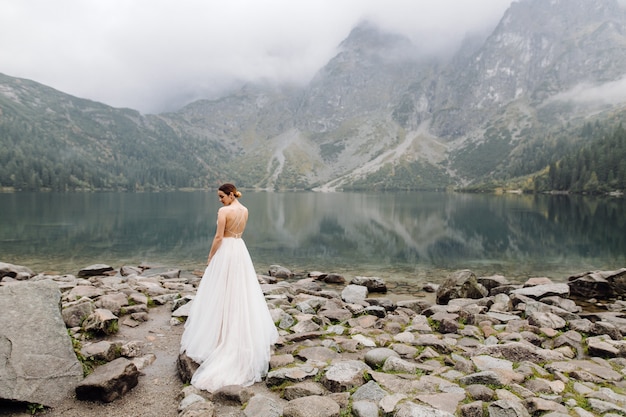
[75,357,139,402]
[0,280,83,406]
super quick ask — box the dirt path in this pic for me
[19,304,186,417]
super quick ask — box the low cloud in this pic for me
[548,77,626,106]
[0,0,512,113]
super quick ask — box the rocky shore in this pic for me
[2,261,626,417]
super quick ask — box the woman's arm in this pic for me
[207,208,227,264]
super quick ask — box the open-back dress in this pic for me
[179,208,278,392]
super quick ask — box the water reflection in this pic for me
[0,191,624,284]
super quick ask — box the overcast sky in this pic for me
[0,0,514,114]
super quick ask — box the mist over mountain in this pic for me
[1,0,626,192]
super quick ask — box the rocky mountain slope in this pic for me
[1,0,626,191]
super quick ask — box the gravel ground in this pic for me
[2,304,185,417]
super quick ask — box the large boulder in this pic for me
[436,270,488,305]
[0,280,83,406]
[568,269,626,299]
[75,357,139,402]
[0,262,34,281]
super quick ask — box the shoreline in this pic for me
[2,262,626,416]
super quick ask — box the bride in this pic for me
[180,183,279,392]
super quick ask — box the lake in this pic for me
[1,191,624,285]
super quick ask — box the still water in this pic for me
[0,191,624,285]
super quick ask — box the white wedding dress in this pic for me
[180,233,278,392]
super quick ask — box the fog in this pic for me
[0,0,513,113]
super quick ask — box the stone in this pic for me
[436,270,488,304]
[382,356,422,374]
[475,341,564,362]
[466,384,495,401]
[364,347,400,368]
[417,392,466,414]
[351,400,379,417]
[487,399,531,417]
[283,382,327,400]
[322,360,372,392]
[242,394,282,417]
[295,346,339,363]
[0,280,83,407]
[352,380,388,402]
[511,283,569,299]
[62,300,95,327]
[177,353,200,384]
[266,365,319,387]
[81,340,120,362]
[95,292,129,315]
[527,311,567,329]
[395,401,455,417]
[77,264,115,277]
[82,308,119,335]
[179,399,216,417]
[460,401,484,417]
[0,262,34,281]
[282,395,340,417]
[268,265,293,278]
[75,358,139,403]
[351,276,387,293]
[341,284,368,304]
[568,272,612,299]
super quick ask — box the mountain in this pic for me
[2,0,626,192]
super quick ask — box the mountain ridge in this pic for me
[1,0,626,192]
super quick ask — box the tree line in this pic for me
[533,122,626,194]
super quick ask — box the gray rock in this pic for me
[527,311,567,329]
[466,385,495,401]
[524,396,569,414]
[283,381,327,400]
[364,305,386,318]
[436,270,488,305]
[282,395,340,417]
[62,299,95,327]
[81,340,120,362]
[487,399,531,417]
[568,271,612,299]
[341,284,368,304]
[382,356,422,374]
[364,347,400,368]
[266,364,319,387]
[351,276,387,293]
[459,371,507,387]
[268,265,293,278]
[295,346,339,363]
[75,357,139,403]
[177,353,200,384]
[95,292,129,315]
[587,398,626,414]
[395,401,455,417]
[242,394,283,417]
[351,400,379,417]
[417,392,466,414]
[178,393,207,412]
[352,380,388,402]
[78,264,115,278]
[0,262,34,281]
[82,308,119,335]
[0,280,83,407]
[322,360,372,392]
[179,399,216,417]
[475,341,564,362]
[460,401,484,417]
[511,283,569,299]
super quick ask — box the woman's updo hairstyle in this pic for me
[219,183,242,198]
